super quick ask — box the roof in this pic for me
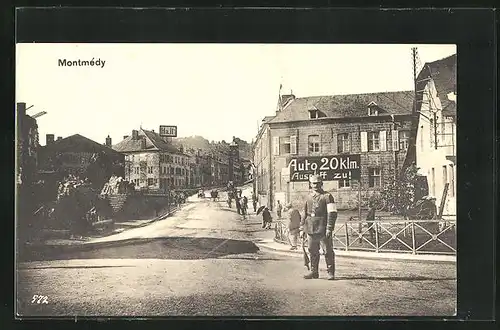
[112,128,187,155]
[417,54,456,114]
[269,91,414,124]
[41,134,123,158]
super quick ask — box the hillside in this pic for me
[173,136,253,160]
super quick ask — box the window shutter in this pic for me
[332,133,338,154]
[361,131,368,152]
[290,135,297,154]
[273,136,280,155]
[318,133,322,153]
[392,130,399,151]
[380,130,387,151]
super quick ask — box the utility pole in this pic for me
[412,47,418,116]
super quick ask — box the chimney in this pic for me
[105,135,112,147]
[57,136,62,141]
[132,130,139,140]
[17,102,27,117]
[46,134,55,145]
[123,135,129,140]
[179,145,184,153]
[140,137,146,149]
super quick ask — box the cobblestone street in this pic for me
[17,194,456,317]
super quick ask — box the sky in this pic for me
[16,43,456,145]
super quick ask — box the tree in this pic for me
[380,163,420,216]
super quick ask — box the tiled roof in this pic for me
[112,128,186,155]
[417,54,456,114]
[41,134,123,158]
[269,91,414,123]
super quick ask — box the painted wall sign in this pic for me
[288,154,361,182]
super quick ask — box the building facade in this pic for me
[38,134,125,189]
[415,54,457,219]
[113,128,191,192]
[253,91,415,210]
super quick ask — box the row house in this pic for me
[113,128,191,192]
[253,91,415,210]
[415,54,456,219]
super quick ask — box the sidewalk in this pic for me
[253,228,456,264]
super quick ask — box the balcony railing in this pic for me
[274,218,456,255]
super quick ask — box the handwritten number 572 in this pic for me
[31,295,49,304]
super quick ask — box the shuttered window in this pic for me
[337,133,350,153]
[273,136,280,155]
[361,131,368,152]
[308,135,320,154]
[368,132,380,151]
[392,130,399,151]
[380,130,387,151]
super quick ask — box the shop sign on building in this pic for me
[288,154,361,182]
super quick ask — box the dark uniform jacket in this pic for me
[300,190,337,235]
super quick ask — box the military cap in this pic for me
[309,174,323,183]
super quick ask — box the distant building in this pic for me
[415,54,456,219]
[253,91,415,210]
[38,134,125,188]
[113,128,191,192]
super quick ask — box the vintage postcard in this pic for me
[16,43,457,317]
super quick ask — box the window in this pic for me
[280,136,291,155]
[160,154,164,162]
[135,167,140,174]
[148,166,153,174]
[337,133,350,153]
[309,110,319,119]
[308,135,320,154]
[368,132,380,151]
[368,107,378,116]
[368,168,381,188]
[339,179,350,188]
[147,178,154,186]
[399,131,410,150]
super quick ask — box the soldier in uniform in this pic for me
[299,174,338,280]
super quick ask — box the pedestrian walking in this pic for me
[285,203,301,250]
[252,193,258,213]
[261,206,272,229]
[235,191,242,215]
[366,201,376,240]
[276,200,283,219]
[299,174,338,280]
[240,196,248,220]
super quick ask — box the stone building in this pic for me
[113,128,191,192]
[253,91,415,210]
[38,133,125,189]
[415,54,456,219]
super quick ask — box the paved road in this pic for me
[17,193,456,317]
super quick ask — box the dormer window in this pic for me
[308,105,319,119]
[367,102,378,116]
